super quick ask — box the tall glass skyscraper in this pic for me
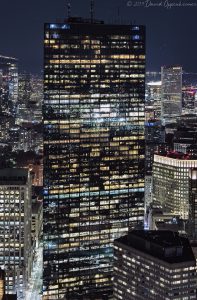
[161,66,182,125]
[43,18,145,299]
[0,55,18,115]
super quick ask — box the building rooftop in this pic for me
[115,230,195,264]
[0,168,28,185]
[156,151,193,160]
[45,20,145,35]
[66,17,104,25]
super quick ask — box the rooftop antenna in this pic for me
[90,0,95,23]
[117,6,120,24]
[67,1,71,19]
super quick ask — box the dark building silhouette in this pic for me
[114,231,197,300]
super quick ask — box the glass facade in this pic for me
[152,155,197,220]
[161,66,182,124]
[0,55,18,115]
[43,19,145,299]
[0,169,32,298]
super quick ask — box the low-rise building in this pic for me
[0,169,32,298]
[114,230,197,300]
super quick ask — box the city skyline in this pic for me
[0,0,197,73]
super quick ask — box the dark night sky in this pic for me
[0,0,196,74]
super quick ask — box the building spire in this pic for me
[90,0,95,23]
[117,6,120,24]
[67,1,71,19]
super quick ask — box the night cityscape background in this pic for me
[1,0,197,73]
[0,0,197,299]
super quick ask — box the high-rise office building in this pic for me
[0,169,32,298]
[43,18,145,299]
[17,73,43,123]
[152,153,197,220]
[0,115,14,143]
[182,87,196,111]
[0,55,18,115]
[145,119,165,176]
[18,73,31,105]
[144,120,165,215]
[114,230,197,300]
[161,66,182,125]
[189,168,197,239]
[146,81,162,119]
[173,114,197,154]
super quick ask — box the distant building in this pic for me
[18,73,31,105]
[3,295,17,300]
[9,124,43,153]
[0,56,18,116]
[0,268,5,300]
[114,230,197,300]
[161,66,182,125]
[144,176,152,215]
[145,119,165,175]
[0,115,15,143]
[17,73,43,123]
[0,169,32,298]
[146,81,162,119]
[17,73,31,121]
[152,153,197,220]
[173,114,197,155]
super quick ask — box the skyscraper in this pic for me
[0,169,32,299]
[17,73,43,123]
[18,73,31,105]
[144,120,165,214]
[173,114,197,154]
[43,17,145,299]
[145,119,165,176]
[161,66,182,125]
[0,55,18,115]
[146,81,162,119]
